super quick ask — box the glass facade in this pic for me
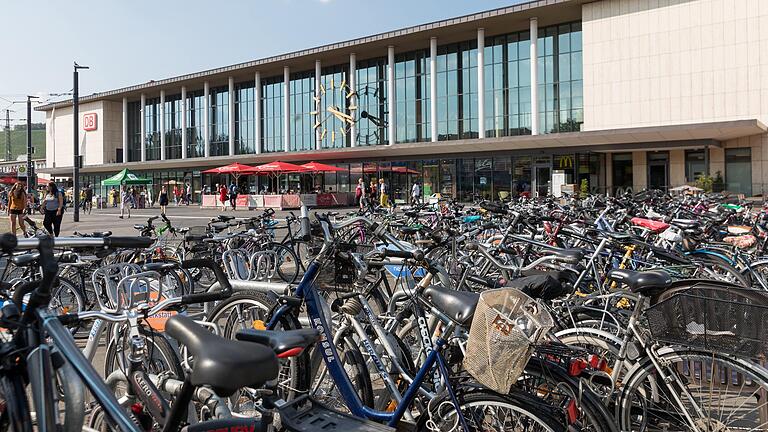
[235,82,257,154]
[685,150,707,183]
[725,148,752,195]
[126,102,141,162]
[144,98,161,161]
[356,57,388,146]
[289,71,315,152]
[436,41,478,140]
[117,20,586,169]
[209,86,229,156]
[261,77,284,153]
[484,31,532,137]
[164,94,183,160]
[394,50,430,143]
[538,22,583,134]
[186,90,205,158]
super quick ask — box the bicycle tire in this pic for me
[0,373,32,432]
[104,325,184,380]
[263,242,300,284]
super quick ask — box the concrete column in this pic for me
[669,150,686,187]
[430,38,438,142]
[254,72,262,154]
[530,17,539,135]
[203,81,210,158]
[349,53,357,148]
[632,151,647,191]
[181,86,187,159]
[228,77,235,156]
[283,66,290,153]
[315,60,322,150]
[159,90,166,160]
[477,28,485,139]
[387,45,396,145]
[121,97,128,160]
[140,93,146,162]
[605,154,613,196]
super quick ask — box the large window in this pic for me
[164,94,182,160]
[209,86,229,156]
[144,98,161,161]
[126,101,141,162]
[318,65,350,149]
[356,58,388,146]
[395,50,430,143]
[725,148,752,195]
[289,71,315,152]
[186,91,205,158]
[235,82,257,154]
[538,22,583,134]
[436,41,478,140]
[484,31,532,137]
[612,153,633,192]
[685,150,707,183]
[261,77,284,153]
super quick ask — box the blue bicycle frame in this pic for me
[266,260,470,429]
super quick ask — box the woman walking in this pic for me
[355,178,366,209]
[8,182,27,235]
[218,184,228,210]
[119,186,132,219]
[158,186,169,215]
[41,181,64,236]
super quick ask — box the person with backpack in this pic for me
[355,178,367,209]
[41,181,64,237]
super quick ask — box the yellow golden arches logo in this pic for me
[558,156,574,169]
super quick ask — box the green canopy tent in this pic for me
[101,169,152,186]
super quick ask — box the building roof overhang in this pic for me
[39,119,767,176]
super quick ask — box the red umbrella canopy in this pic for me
[252,161,309,174]
[201,162,258,174]
[301,161,345,173]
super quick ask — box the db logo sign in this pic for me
[83,113,98,131]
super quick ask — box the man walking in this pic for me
[411,181,420,205]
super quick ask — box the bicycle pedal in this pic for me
[277,395,394,432]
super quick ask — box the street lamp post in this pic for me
[26,96,38,194]
[73,62,89,222]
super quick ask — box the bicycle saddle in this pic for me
[235,328,319,357]
[210,222,229,232]
[10,252,40,267]
[550,248,584,264]
[141,262,179,272]
[606,269,672,296]
[217,215,235,222]
[165,315,279,397]
[423,284,480,326]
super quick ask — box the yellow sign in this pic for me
[558,156,573,169]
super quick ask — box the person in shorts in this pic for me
[8,182,27,235]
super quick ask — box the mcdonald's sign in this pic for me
[558,156,574,169]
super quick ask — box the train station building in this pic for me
[37,0,768,202]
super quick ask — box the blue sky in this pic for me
[1,0,523,122]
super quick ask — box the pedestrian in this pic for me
[110,186,118,207]
[378,178,390,208]
[139,187,146,209]
[119,185,132,219]
[41,181,64,237]
[0,187,8,213]
[158,185,169,215]
[173,185,181,206]
[84,183,93,214]
[411,181,421,205]
[185,182,192,206]
[355,178,366,209]
[8,182,27,236]
[147,186,153,208]
[229,183,238,210]
[218,184,228,210]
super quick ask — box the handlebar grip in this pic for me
[180,290,230,305]
[0,233,17,253]
[104,236,155,249]
[12,280,40,309]
[382,248,424,261]
[180,259,232,291]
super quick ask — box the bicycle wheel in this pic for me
[0,373,32,432]
[104,326,184,380]
[689,255,749,287]
[420,388,566,431]
[308,334,374,413]
[617,347,768,431]
[49,277,86,335]
[264,242,300,284]
[206,291,310,406]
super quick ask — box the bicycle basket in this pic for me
[463,288,554,393]
[315,242,376,290]
[646,283,768,358]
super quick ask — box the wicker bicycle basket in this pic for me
[645,283,768,358]
[463,288,554,393]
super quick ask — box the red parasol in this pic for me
[201,162,258,174]
[251,161,309,174]
[300,161,345,173]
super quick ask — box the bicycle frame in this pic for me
[267,260,469,429]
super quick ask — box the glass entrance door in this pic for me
[533,165,551,197]
[647,152,669,191]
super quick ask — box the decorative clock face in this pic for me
[311,78,357,145]
[356,85,387,145]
